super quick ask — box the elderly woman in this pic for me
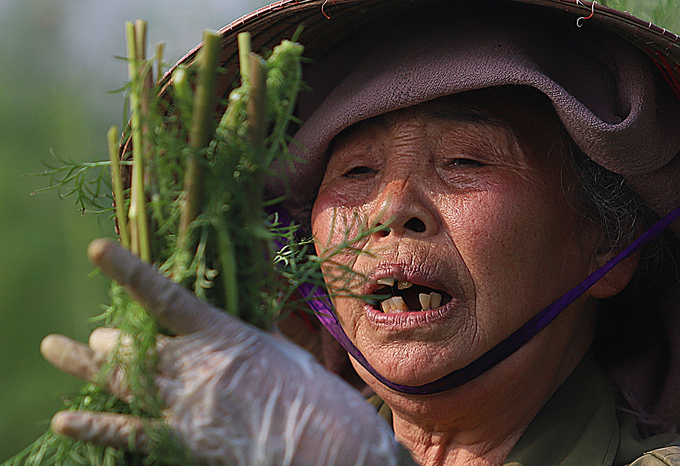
[40,0,680,465]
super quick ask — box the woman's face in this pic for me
[311,91,604,391]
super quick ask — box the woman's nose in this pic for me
[370,179,439,238]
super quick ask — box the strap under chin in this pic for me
[278,204,680,395]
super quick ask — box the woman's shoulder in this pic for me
[617,412,680,466]
[628,446,680,466]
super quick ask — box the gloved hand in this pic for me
[40,238,402,466]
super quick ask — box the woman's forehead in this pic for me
[328,88,564,158]
[375,98,510,128]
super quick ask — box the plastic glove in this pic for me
[40,238,406,466]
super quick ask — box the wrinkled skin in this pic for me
[311,90,637,465]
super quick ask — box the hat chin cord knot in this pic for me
[275,204,680,395]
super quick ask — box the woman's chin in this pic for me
[350,349,462,389]
[348,328,485,387]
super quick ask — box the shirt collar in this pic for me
[505,353,619,466]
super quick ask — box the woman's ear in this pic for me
[587,249,639,299]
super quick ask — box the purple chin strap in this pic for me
[274,205,680,395]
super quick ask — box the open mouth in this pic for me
[370,278,453,313]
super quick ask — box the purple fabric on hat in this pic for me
[284,6,680,232]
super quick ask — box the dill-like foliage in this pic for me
[24,152,124,215]
[4,22,358,466]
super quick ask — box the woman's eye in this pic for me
[344,166,375,177]
[447,158,485,168]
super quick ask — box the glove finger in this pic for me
[89,327,125,356]
[88,327,177,402]
[51,410,149,451]
[41,333,134,401]
[41,334,100,381]
[87,238,230,336]
[90,327,172,369]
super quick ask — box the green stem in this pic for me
[172,65,192,127]
[213,218,238,316]
[245,53,272,328]
[107,125,130,249]
[189,31,221,150]
[156,42,165,82]
[134,19,147,64]
[126,20,152,263]
[176,30,221,273]
[245,53,268,229]
[238,32,251,86]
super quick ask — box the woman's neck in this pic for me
[392,411,528,466]
[372,334,593,465]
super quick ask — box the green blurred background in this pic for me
[0,0,265,458]
[1,0,678,461]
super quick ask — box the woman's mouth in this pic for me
[369,278,453,313]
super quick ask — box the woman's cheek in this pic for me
[442,190,545,301]
[313,190,374,248]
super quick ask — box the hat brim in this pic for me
[161,0,680,103]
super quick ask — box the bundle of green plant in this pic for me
[6,19,381,466]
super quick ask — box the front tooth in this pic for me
[377,278,395,287]
[391,296,409,312]
[380,300,392,313]
[430,292,442,309]
[419,293,431,311]
[397,280,413,290]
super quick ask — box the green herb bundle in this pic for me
[4,20,334,466]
